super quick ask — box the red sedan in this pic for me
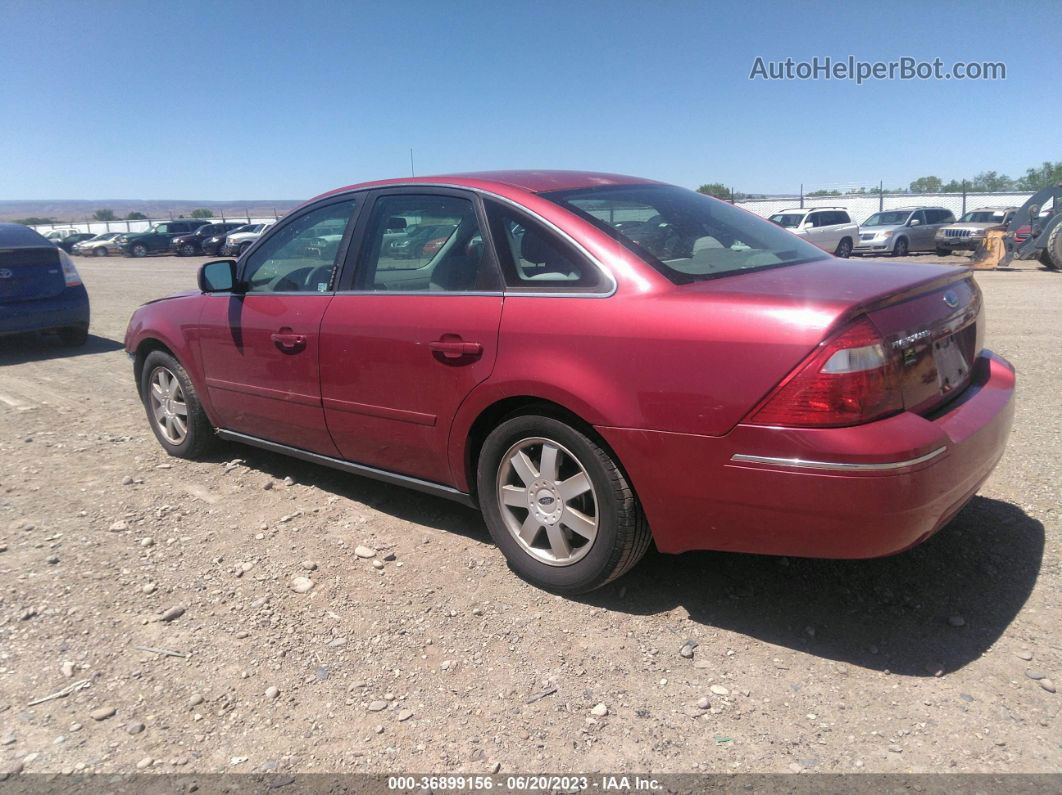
[124,171,1015,593]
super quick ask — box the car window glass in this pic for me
[242,199,356,293]
[806,213,821,228]
[355,194,496,292]
[484,201,601,290]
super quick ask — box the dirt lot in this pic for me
[0,253,1059,777]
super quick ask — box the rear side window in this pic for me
[484,200,602,291]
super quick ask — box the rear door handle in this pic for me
[271,330,307,351]
[429,338,483,359]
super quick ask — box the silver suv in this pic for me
[934,207,1017,254]
[767,207,858,257]
[853,207,956,257]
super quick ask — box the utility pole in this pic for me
[961,180,967,216]
[410,148,415,178]
[799,183,804,209]
[878,180,884,212]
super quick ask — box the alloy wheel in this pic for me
[148,366,188,444]
[496,437,599,566]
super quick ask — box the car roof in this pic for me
[0,223,52,247]
[968,206,1019,212]
[311,170,663,204]
[777,207,847,213]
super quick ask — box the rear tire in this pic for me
[476,413,651,594]
[95,247,108,257]
[935,246,950,256]
[892,237,909,257]
[179,243,196,256]
[57,326,88,347]
[1041,223,1062,271]
[834,237,853,258]
[131,243,148,258]
[140,350,216,459]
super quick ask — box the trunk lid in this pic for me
[0,246,66,303]
[676,258,983,421]
[865,275,981,415]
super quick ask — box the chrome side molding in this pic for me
[729,447,947,472]
[215,429,477,508]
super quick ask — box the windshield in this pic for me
[768,213,805,228]
[959,211,1006,223]
[544,184,827,283]
[862,211,911,227]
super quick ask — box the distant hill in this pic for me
[0,199,304,223]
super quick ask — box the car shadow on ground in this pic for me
[206,443,489,544]
[580,496,1043,676]
[0,333,125,363]
[198,442,1044,676]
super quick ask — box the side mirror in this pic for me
[909,219,921,226]
[198,259,240,293]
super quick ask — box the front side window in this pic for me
[545,184,827,284]
[242,199,356,293]
[355,194,496,292]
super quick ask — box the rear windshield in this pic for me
[543,184,827,283]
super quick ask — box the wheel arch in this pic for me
[456,393,632,504]
[132,338,177,399]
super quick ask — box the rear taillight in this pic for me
[1014,224,1031,244]
[749,317,902,427]
[57,249,82,287]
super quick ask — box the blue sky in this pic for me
[1,0,1058,200]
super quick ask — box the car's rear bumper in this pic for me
[597,351,1015,558]
[0,286,90,335]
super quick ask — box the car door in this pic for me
[197,197,359,455]
[802,212,827,250]
[319,188,503,484]
[908,210,932,250]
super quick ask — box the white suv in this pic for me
[767,207,858,258]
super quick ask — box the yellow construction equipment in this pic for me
[969,227,1008,270]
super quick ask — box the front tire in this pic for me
[477,413,651,594]
[892,237,909,257]
[130,243,148,258]
[935,246,950,256]
[179,243,196,256]
[95,247,108,257]
[140,350,215,459]
[238,241,252,257]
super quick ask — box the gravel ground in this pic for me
[0,253,1058,777]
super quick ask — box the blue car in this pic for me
[0,223,90,346]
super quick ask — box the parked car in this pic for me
[72,231,123,257]
[170,222,248,256]
[201,224,254,257]
[125,171,1015,594]
[46,231,96,252]
[115,220,205,258]
[42,228,80,245]
[220,222,275,257]
[767,207,859,257]
[934,207,1018,255]
[1,222,90,346]
[853,207,956,257]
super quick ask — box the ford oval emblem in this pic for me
[942,290,959,308]
[0,268,12,279]
[538,495,556,507]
